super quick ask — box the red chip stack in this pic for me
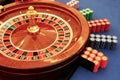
[79,47,108,72]
[88,19,111,33]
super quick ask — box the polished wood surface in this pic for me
[0,1,89,80]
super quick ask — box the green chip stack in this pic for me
[80,8,93,20]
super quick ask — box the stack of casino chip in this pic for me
[66,0,79,9]
[80,8,93,20]
[88,19,111,33]
[79,47,108,72]
[89,34,118,49]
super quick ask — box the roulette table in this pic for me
[0,0,89,80]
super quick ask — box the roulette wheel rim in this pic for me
[0,0,89,76]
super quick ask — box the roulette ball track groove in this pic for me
[0,1,89,80]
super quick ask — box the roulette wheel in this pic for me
[0,0,89,80]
